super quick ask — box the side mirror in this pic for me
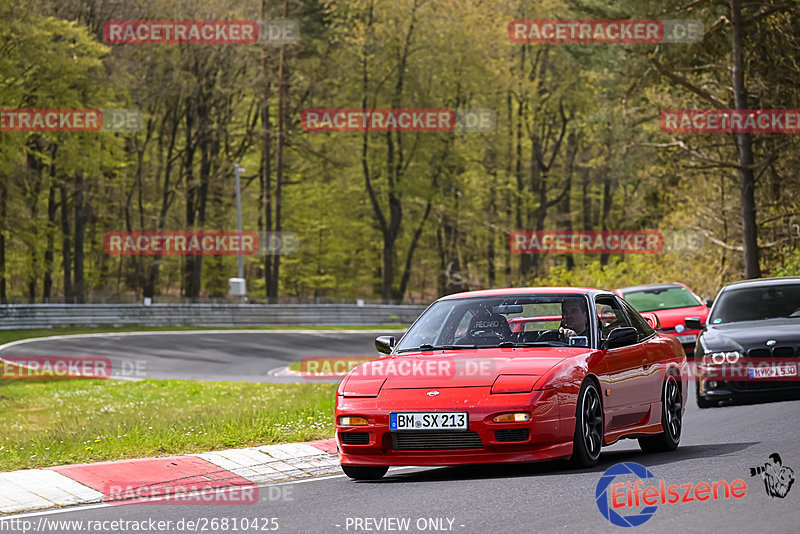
[641,313,661,330]
[705,299,714,308]
[375,335,396,355]
[684,317,704,330]
[603,327,639,350]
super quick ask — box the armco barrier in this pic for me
[0,304,427,330]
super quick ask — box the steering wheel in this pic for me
[536,329,563,342]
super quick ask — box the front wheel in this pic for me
[570,380,603,468]
[341,465,388,480]
[639,375,682,453]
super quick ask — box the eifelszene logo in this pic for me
[595,462,747,527]
[749,453,795,499]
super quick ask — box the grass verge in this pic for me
[0,378,337,472]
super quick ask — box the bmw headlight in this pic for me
[703,351,742,365]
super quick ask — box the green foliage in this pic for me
[1,0,798,304]
[772,249,800,278]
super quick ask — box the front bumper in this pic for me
[698,377,800,401]
[335,386,572,466]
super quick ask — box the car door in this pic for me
[596,296,651,430]
[619,298,664,407]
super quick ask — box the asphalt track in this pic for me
[3,332,800,533]
[0,330,392,383]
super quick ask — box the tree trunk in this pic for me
[730,0,760,278]
[560,133,577,270]
[26,151,43,303]
[183,104,199,299]
[146,109,176,299]
[60,184,72,301]
[44,183,57,302]
[261,0,274,302]
[0,178,6,304]
[270,0,289,303]
[398,200,431,299]
[487,168,497,286]
[73,172,86,303]
[581,167,591,230]
[599,169,612,267]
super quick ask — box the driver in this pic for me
[559,299,589,340]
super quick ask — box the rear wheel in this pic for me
[341,465,388,480]
[639,375,682,452]
[570,380,603,468]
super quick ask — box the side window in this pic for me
[595,296,632,340]
[620,299,655,340]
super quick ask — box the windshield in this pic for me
[709,284,800,324]
[624,286,702,312]
[396,294,593,351]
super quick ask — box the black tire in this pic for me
[695,381,718,409]
[639,375,682,453]
[341,465,388,480]
[570,380,603,468]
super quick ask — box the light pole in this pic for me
[234,163,244,281]
[228,163,247,303]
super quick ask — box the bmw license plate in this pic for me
[676,334,696,344]
[390,412,468,431]
[748,364,798,379]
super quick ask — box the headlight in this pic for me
[491,375,540,394]
[703,351,742,365]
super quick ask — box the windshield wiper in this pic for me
[495,341,568,348]
[396,344,477,353]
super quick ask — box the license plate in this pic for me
[748,364,798,379]
[676,334,696,344]
[390,412,468,431]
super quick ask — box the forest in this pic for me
[1,0,799,305]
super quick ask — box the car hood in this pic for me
[702,318,800,351]
[344,346,588,390]
[651,305,709,329]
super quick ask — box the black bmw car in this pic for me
[691,277,800,408]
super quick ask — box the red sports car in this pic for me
[335,287,688,480]
[613,282,711,356]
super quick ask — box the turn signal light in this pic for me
[338,416,369,426]
[492,412,530,423]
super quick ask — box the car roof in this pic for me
[615,282,686,294]
[438,287,612,300]
[721,277,800,291]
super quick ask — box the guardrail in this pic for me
[0,304,428,330]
